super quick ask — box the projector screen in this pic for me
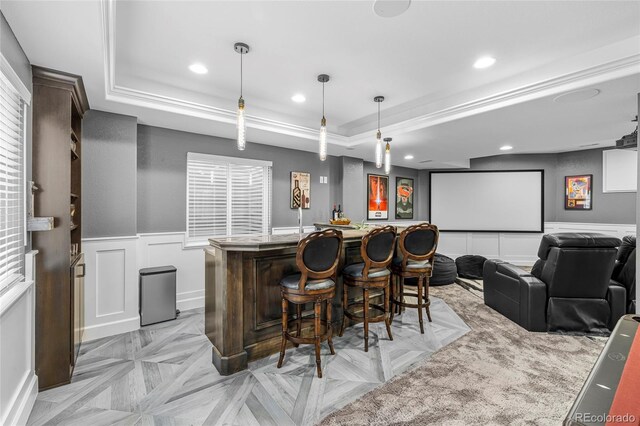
[429,170,544,232]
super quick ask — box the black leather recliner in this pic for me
[483,233,625,333]
[611,236,636,314]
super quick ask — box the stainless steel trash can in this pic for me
[140,265,177,326]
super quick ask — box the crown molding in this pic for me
[100,0,640,148]
[347,53,640,144]
[100,0,348,144]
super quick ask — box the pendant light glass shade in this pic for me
[318,74,330,161]
[374,96,384,168]
[237,97,246,151]
[234,42,249,151]
[384,137,392,175]
[375,130,383,168]
[319,116,327,161]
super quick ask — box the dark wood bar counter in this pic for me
[205,230,371,375]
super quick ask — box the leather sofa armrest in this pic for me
[608,281,627,330]
[519,275,547,332]
[495,261,533,280]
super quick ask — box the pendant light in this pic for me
[318,74,330,161]
[234,42,250,151]
[374,96,385,168]
[384,137,392,175]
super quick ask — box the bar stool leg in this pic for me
[399,277,405,315]
[277,297,288,368]
[339,280,348,337]
[384,278,393,341]
[294,304,302,347]
[425,275,433,323]
[314,300,323,378]
[417,276,424,334]
[390,275,396,323]
[363,288,370,352]
[327,299,335,355]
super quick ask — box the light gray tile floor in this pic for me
[28,297,469,426]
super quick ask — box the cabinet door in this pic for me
[71,254,85,366]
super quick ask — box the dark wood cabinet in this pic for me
[71,254,85,365]
[32,66,89,390]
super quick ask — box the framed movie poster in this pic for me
[367,174,389,220]
[396,177,414,219]
[565,174,592,210]
[291,171,310,209]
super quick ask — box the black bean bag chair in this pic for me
[456,255,487,280]
[404,253,457,286]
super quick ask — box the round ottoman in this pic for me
[404,253,457,286]
[455,255,487,280]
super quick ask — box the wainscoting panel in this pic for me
[137,233,205,312]
[83,237,139,341]
[438,222,636,265]
[95,249,126,316]
[79,222,635,340]
[0,251,38,426]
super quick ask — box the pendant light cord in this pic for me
[322,82,325,117]
[240,52,243,98]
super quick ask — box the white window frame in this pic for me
[186,152,272,246]
[0,53,30,293]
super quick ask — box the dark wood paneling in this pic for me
[205,236,385,375]
[32,66,88,390]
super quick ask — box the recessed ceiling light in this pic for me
[188,63,208,74]
[500,145,513,151]
[473,56,496,69]
[291,94,306,103]
[373,0,411,18]
[553,88,600,103]
[404,154,414,160]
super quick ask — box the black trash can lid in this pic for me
[140,265,177,276]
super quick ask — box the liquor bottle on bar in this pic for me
[332,204,337,220]
[337,204,342,218]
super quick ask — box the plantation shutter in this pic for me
[0,72,26,291]
[187,153,272,244]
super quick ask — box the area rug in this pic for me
[318,284,605,425]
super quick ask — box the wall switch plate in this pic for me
[319,176,324,183]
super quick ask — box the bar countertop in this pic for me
[208,229,370,252]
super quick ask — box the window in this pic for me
[187,152,272,244]
[0,71,27,292]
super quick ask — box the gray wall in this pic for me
[362,160,424,222]
[137,124,341,232]
[82,110,138,238]
[555,148,636,224]
[423,148,636,224]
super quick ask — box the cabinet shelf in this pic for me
[70,224,79,231]
[70,193,79,199]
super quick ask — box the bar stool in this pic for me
[339,225,396,352]
[277,229,343,378]
[390,223,439,334]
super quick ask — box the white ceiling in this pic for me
[2,0,639,168]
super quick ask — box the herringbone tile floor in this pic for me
[27,297,469,426]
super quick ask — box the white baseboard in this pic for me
[177,289,204,311]
[82,316,140,342]
[9,373,38,426]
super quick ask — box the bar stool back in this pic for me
[277,229,343,378]
[390,223,439,333]
[340,225,396,351]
